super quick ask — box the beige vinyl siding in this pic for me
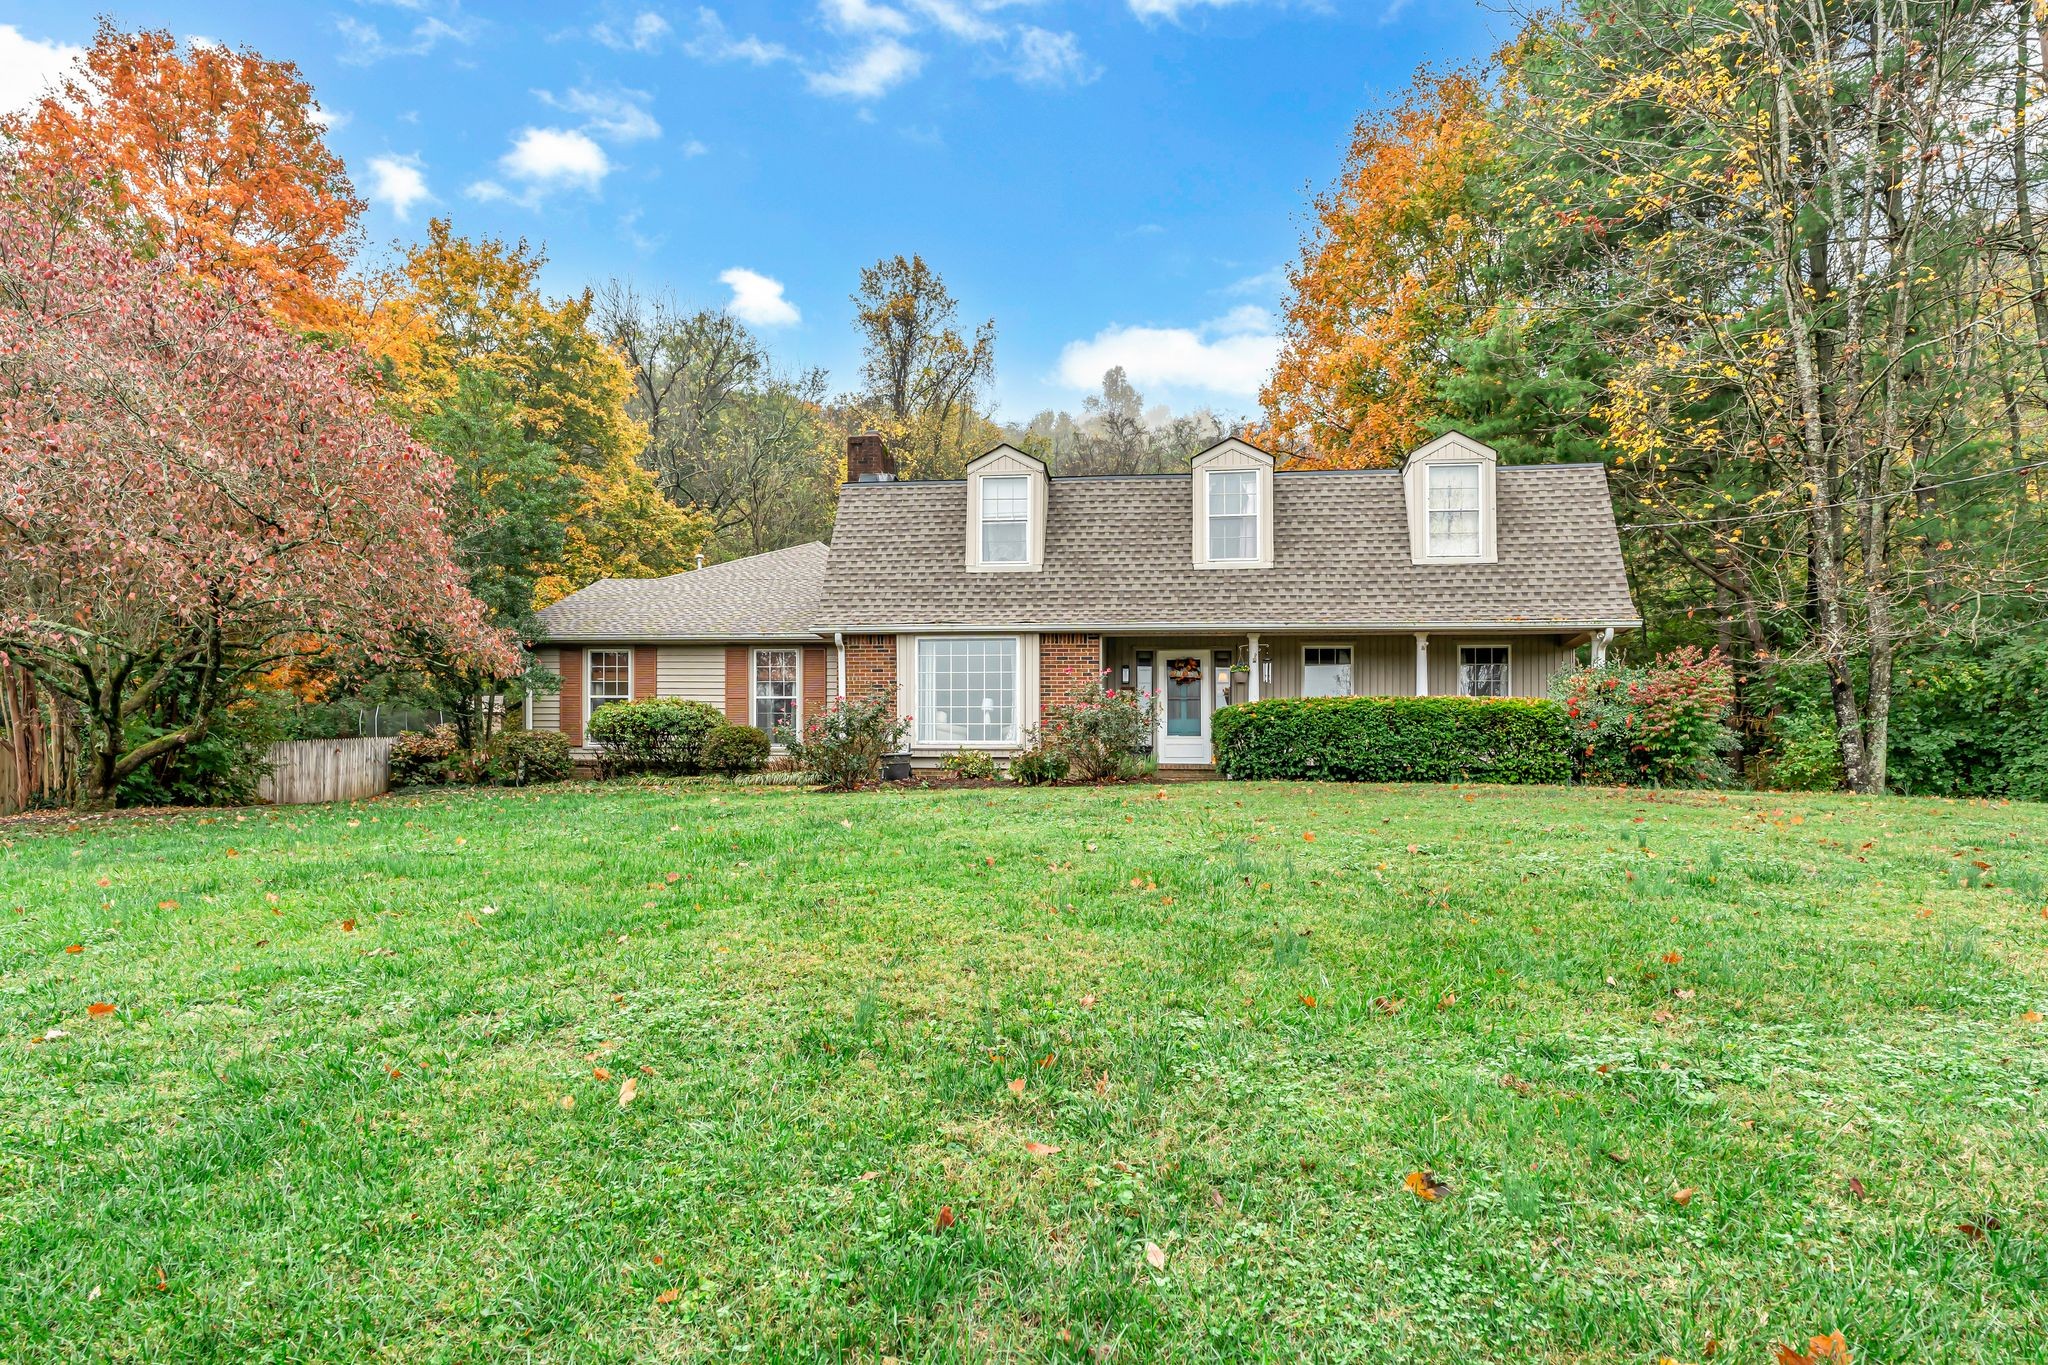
[1428,636,1576,699]
[1103,632,1577,702]
[656,645,725,705]
[529,648,561,731]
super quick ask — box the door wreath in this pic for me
[1166,656,1202,684]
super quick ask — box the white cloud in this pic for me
[0,25,81,115]
[593,10,673,51]
[680,137,710,157]
[309,104,350,131]
[806,38,924,98]
[719,268,801,327]
[337,14,475,64]
[1127,0,1254,19]
[1010,27,1097,86]
[820,0,914,34]
[1222,264,1288,297]
[907,0,1003,41]
[1057,308,1279,399]
[536,85,662,142]
[684,8,793,63]
[366,154,432,220]
[467,127,611,205]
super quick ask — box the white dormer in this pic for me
[1190,438,1275,569]
[965,445,1048,572]
[1404,431,1498,565]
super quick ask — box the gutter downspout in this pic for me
[834,631,847,702]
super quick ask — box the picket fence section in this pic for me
[258,737,397,805]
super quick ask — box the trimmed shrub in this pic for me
[1552,646,1738,787]
[1009,743,1070,786]
[1211,695,1571,784]
[390,724,466,787]
[488,729,574,786]
[702,724,771,777]
[585,698,724,777]
[940,749,1000,780]
[786,691,911,792]
[1043,673,1158,781]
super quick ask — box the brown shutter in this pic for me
[558,646,583,747]
[633,646,658,700]
[802,645,827,725]
[725,645,751,724]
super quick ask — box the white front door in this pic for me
[1157,649,1213,764]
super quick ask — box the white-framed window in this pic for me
[916,636,1020,746]
[1459,645,1510,697]
[980,475,1030,564]
[753,648,799,736]
[1206,469,1259,562]
[1302,645,1353,697]
[587,648,631,722]
[1427,463,1482,557]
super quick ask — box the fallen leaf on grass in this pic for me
[1144,1242,1167,1271]
[1299,993,1316,1009]
[63,944,82,954]
[656,1288,680,1304]
[2023,1010,2043,1024]
[1007,1077,1026,1096]
[618,1077,638,1107]
[559,1095,575,1110]
[1601,1148,1631,1165]
[1775,1331,1853,1365]
[87,1002,116,1018]
[934,1205,956,1232]
[1404,1169,1448,1201]
[1956,1217,2001,1242]
[340,918,356,932]
[857,1171,883,1182]
[1079,993,1097,1009]
[1670,1187,1697,1206]
[1661,950,1683,965]
[594,1067,611,1081]
[1023,1140,1060,1157]
[1847,1177,1868,1200]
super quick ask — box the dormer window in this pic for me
[1190,438,1276,568]
[1426,464,1482,557]
[980,475,1029,564]
[965,445,1047,572]
[1206,470,1258,561]
[1404,432,1498,564]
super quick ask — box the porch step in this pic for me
[1152,764,1218,782]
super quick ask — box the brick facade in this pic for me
[1039,633,1103,722]
[842,633,897,705]
[557,646,583,747]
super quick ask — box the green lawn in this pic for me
[4,780,2047,1363]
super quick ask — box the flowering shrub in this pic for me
[785,691,911,791]
[1043,674,1158,781]
[390,725,467,786]
[1009,739,1070,786]
[1551,646,1738,786]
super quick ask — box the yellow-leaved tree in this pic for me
[358,220,708,604]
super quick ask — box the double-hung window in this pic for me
[1426,464,1482,557]
[980,475,1029,564]
[1302,646,1353,698]
[587,649,631,723]
[916,637,1019,745]
[1459,646,1509,698]
[1206,470,1258,561]
[753,648,799,736]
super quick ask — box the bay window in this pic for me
[916,637,1019,745]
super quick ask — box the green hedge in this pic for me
[1211,695,1572,784]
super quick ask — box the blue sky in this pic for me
[0,0,1504,420]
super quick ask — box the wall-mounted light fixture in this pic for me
[1119,664,1132,687]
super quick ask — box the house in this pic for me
[528,432,1640,767]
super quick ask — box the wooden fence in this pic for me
[258,737,397,805]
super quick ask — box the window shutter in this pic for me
[724,646,750,723]
[633,646,658,700]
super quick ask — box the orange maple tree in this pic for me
[1262,71,1495,469]
[2,21,363,330]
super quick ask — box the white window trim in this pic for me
[1204,469,1261,564]
[913,634,1024,749]
[978,475,1031,566]
[586,647,632,724]
[965,447,1047,573]
[1457,642,1512,698]
[1404,432,1498,565]
[751,646,801,738]
[1300,642,1355,698]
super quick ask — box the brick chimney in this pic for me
[846,431,896,483]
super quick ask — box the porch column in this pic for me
[1247,633,1261,703]
[1413,632,1429,697]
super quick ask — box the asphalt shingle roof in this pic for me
[814,466,1639,631]
[533,541,829,642]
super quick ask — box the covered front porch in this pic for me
[1100,629,1610,767]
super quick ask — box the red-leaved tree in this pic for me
[0,157,518,807]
